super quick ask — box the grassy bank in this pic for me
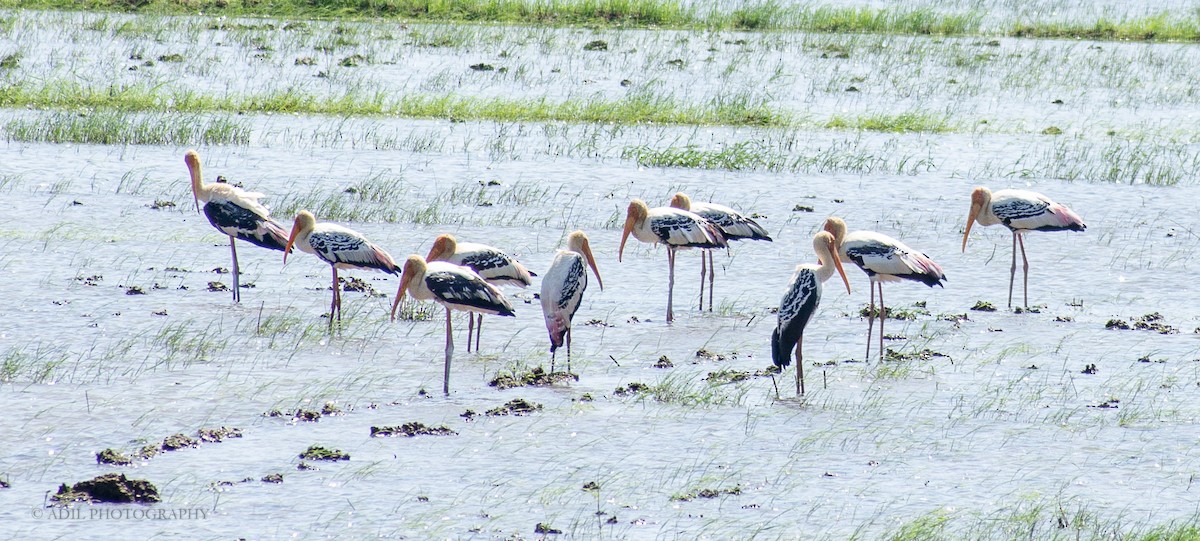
[0,82,786,127]
[5,0,1200,41]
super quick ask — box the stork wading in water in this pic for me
[962,187,1086,308]
[771,231,851,396]
[823,217,946,361]
[669,192,771,312]
[618,199,726,323]
[184,150,289,302]
[284,210,399,328]
[425,234,534,352]
[540,230,603,374]
[392,255,515,395]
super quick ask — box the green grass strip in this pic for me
[0,82,787,127]
[0,0,983,35]
[5,0,1200,41]
[1010,13,1200,41]
[3,111,249,145]
[824,112,953,133]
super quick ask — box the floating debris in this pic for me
[535,523,562,534]
[582,481,600,492]
[704,368,750,384]
[299,445,349,461]
[613,382,651,396]
[196,427,243,443]
[884,349,951,363]
[653,355,674,368]
[489,366,577,389]
[1105,319,1130,330]
[671,485,742,501]
[125,286,146,295]
[583,40,608,51]
[207,281,229,292]
[695,349,727,361]
[370,422,457,437]
[261,474,283,483]
[161,433,198,451]
[1082,363,1098,374]
[52,474,160,505]
[970,301,996,312]
[95,449,132,466]
[1088,398,1120,409]
[485,399,543,417]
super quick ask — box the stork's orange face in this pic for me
[284,210,315,264]
[184,150,203,213]
[822,216,847,245]
[426,234,455,262]
[391,255,425,320]
[962,187,990,252]
[668,193,690,211]
[618,200,648,262]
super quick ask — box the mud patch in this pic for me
[96,448,133,466]
[970,301,997,312]
[299,445,349,461]
[371,422,457,437]
[265,402,343,422]
[704,368,750,384]
[613,382,651,397]
[856,303,929,320]
[52,473,161,506]
[197,427,243,443]
[670,485,742,501]
[161,433,198,451]
[485,398,543,416]
[489,367,577,389]
[340,276,381,296]
[884,349,952,363]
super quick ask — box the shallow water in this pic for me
[3,4,1200,541]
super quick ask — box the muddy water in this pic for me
[2,7,1200,541]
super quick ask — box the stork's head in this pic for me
[184,150,203,213]
[962,187,992,252]
[426,234,457,262]
[391,255,428,321]
[284,210,316,264]
[618,199,649,262]
[567,230,603,291]
[668,192,691,211]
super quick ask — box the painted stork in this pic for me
[669,192,771,311]
[618,199,726,323]
[540,230,603,373]
[392,255,515,395]
[823,217,946,361]
[184,150,289,303]
[962,187,1086,308]
[772,231,851,396]
[425,233,534,352]
[283,210,399,328]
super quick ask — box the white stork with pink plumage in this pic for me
[962,187,1086,308]
[618,199,726,323]
[284,210,399,328]
[823,217,947,361]
[540,230,603,374]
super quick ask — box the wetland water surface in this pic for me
[2,5,1200,540]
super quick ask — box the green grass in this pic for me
[3,111,249,145]
[0,82,787,128]
[1010,13,1200,42]
[825,111,954,133]
[6,0,1200,42]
